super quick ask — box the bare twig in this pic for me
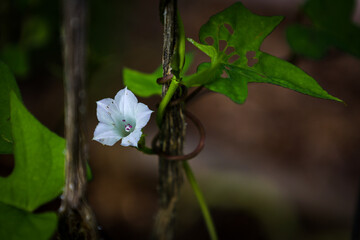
[58,0,98,239]
[153,0,186,239]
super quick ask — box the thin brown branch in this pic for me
[58,0,98,239]
[153,0,186,239]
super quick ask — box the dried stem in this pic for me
[58,0,98,239]
[153,0,186,239]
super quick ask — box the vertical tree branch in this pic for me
[58,0,98,239]
[153,0,186,239]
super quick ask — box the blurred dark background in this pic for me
[1,0,360,239]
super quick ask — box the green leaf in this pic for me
[286,24,330,59]
[123,66,162,98]
[0,45,29,77]
[181,52,195,77]
[205,64,248,104]
[304,0,360,58]
[198,3,283,63]
[0,92,65,239]
[0,61,22,154]
[0,92,65,211]
[21,17,50,49]
[187,38,217,61]
[123,53,194,97]
[304,0,354,28]
[0,202,57,240]
[251,53,342,101]
[172,11,186,74]
[183,61,223,87]
[87,163,93,181]
[287,0,360,58]
[185,2,341,103]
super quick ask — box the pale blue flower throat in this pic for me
[118,118,135,136]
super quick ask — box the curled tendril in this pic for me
[152,74,205,161]
[152,110,205,161]
[156,74,174,84]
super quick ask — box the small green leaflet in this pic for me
[123,53,194,97]
[286,0,360,58]
[185,2,341,104]
[0,61,22,154]
[0,92,65,239]
[171,11,187,75]
[123,66,162,97]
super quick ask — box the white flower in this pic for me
[93,87,153,147]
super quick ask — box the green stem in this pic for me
[156,78,179,126]
[137,146,155,155]
[183,161,218,240]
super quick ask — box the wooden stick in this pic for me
[58,0,98,239]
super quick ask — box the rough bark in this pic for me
[153,0,186,239]
[58,0,98,239]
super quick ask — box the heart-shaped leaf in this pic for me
[0,61,22,154]
[0,92,65,211]
[0,92,65,239]
[0,202,57,240]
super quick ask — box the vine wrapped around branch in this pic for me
[153,0,186,239]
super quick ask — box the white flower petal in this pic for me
[135,103,153,129]
[93,123,122,146]
[94,87,152,148]
[121,129,142,147]
[96,98,119,124]
[114,87,138,120]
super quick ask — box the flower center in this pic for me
[125,124,133,132]
[120,119,135,135]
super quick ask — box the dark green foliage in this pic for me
[286,0,360,58]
